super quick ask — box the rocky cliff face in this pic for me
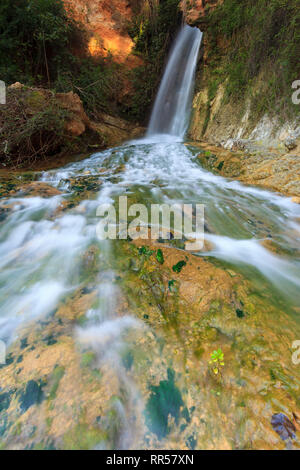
[64,0,138,65]
[184,0,300,153]
[181,0,223,24]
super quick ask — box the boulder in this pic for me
[284,137,297,151]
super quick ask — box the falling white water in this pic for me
[147,25,202,139]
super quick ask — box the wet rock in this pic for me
[0,353,14,368]
[231,139,248,151]
[19,380,45,413]
[194,141,300,197]
[271,413,296,441]
[17,182,62,198]
[284,137,297,151]
[20,338,28,350]
[42,334,57,346]
[0,391,12,413]
[145,368,184,439]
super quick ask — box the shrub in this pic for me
[0,0,83,85]
[0,87,70,167]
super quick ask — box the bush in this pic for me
[0,87,70,167]
[54,56,128,120]
[0,0,82,85]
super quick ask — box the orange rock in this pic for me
[56,91,90,137]
[292,197,300,204]
[64,0,136,63]
[181,0,225,24]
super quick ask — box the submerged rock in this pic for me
[271,413,296,441]
[19,380,45,413]
[284,137,297,151]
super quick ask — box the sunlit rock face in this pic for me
[64,0,137,64]
[181,0,224,24]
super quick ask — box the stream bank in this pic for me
[187,141,300,199]
[0,83,143,171]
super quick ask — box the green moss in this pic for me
[145,368,184,439]
[236,309,245,318]
[49,366,65,401]
[19,380,45,413]
[81,351,96,368]
[156,249,164,265]
[63,423,106,450]
[172,260,187,273]
[25,91,46,111]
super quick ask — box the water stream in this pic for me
[1,25,300,449]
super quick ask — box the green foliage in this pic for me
[206,0,300,115]
[81,351,96,368]
[236,308,245,318]
[172,260,186,273]
[156,249,164,265]
[0,87,70,166]
[49,366,65,400]
[54,56,127,120]
[138,246,154,258]
[209,348,225,376]
[0,0,129,120]
[0,0,82,85]
[128,0,182,121]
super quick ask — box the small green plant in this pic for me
[209,348,225,375]
[81,351,96,368]
[236,308,245,318]
[168,279,176,291]
[49,366,65,400]
[138,246,154,258]
[156,249,164,265]
[172,260,186,273]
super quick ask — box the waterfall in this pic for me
[147,25,202,139]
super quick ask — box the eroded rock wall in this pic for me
[64,0,138,65]
[184,1,300,153]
